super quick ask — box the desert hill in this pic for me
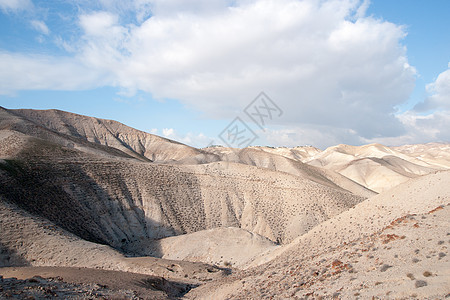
[0,108,140,161]
[203,141,450,194]
[188,170,450,299]
[9,107,449,195]
[305,143,446,192]
[204,145,322,162]
[0,200,228,298]
[253,145,322,161]
[393,142,450,168]
[0,137,365,249]
[0,106,449,299]
[12,108,218,163]
[204,146,376,198]
[0,107,368,245]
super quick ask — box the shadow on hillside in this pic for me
[0,155,205,260]
[0,240,30,268]
[135,276,199,298]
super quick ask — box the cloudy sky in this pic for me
[0,0,449,149]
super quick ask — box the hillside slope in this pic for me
[12,108,217,163]
[0,125,366,252]
[1,107,449,299]
[188,171,450,299]
[0,199,229,290]
[203,146,376,198]
[0,107,140,161]
[133,227,277,268]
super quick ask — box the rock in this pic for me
[415,280,428,288]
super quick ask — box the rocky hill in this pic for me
[188,171,450,299]
[0,106,448,299]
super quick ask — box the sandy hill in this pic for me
[393,142,450,168]
[0,137,365,249]
[12,108,218,163]
[203,146,376,198]
[0,107,140,161]
[0,106,371,294]
[306,143,446,192]
[0,199,229,298]
[133,227,278,268]
[248,145,322,161]
[10,107,448,195]
[1,106,449,299]
[188,170,450,299]
[0,107,368,245]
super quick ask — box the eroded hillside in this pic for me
[188,171,450,299]
[0,106,449,299]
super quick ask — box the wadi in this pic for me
[0,107,449,299]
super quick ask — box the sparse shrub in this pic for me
[415,280,427,288]
[423,271,432,277]
[380,264,392,272]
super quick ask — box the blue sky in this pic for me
[0,0,449,149]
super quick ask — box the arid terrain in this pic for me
[0,107,449,299]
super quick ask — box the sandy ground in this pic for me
[0,266,194,299]
[129,227,278,268]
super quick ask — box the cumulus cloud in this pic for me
[148,0,232,16]
[0,0,32,13]
[30,20,50,35]
[162,127,211,147]
[365,65,450,146]
[363,111,450,146]
[0,0,422,145]
[415,63,450,112]
[80,0,415,141]
[79,11,119,36]
[0,52,109,95]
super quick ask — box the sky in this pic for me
[0,0,449,149]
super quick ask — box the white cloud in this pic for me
[0,0,423,146]
[77,0,414,140]
[162,127,211,147]
[30,20,50,35]
[148,0,232,16]
[79,11,119,36]
[0,0,32,12]
[415,63,450,112]
[363,111,450,146]
[365,66,450,146]
[68,0,153,23]
[0,52,109,95]
[162,128,174,137]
